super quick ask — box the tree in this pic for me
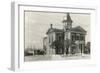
[85,42,90,54]
[51,40,63,49]
[50,38,70,54]
[50,40,63,54]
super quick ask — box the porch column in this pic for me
[68,32,71,55]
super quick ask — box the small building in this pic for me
[43,13,86,55]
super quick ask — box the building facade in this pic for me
[43,13,86,55]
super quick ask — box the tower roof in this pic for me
[67,13,73,22]
[62,13,73,23]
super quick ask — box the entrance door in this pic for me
[79,44,82,54]
[55,48,63,54]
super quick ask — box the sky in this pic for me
[25,11,90,49]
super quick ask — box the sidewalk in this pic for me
[51,54,90,60]
[25,54,90,62]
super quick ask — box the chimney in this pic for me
[50,24,53,28]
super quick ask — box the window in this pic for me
[80,35,84,40]
[56,33,62,41]
[76,35,79,40]
[51,35,53,43]
[58,36,61,41]
[71,35,74,41]
[49,36,50,43]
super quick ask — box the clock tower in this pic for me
[62,13,73,31]
[62,13,73,55]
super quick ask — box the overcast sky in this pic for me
[25,11,90,49]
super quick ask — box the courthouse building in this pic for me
[43,13,87,55]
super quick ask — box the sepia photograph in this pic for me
[24,11,91,62]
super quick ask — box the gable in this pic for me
[46,28,63,34]
[71,26,86,33]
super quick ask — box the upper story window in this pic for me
[56,33,63,42]
[71,35,74,41]
[76,35,79,40]
[49,36,50,43]
[80,35,85,41]
[58,36,62,41]
[71,33,76,41]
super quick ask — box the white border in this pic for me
[11,2,97,71]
